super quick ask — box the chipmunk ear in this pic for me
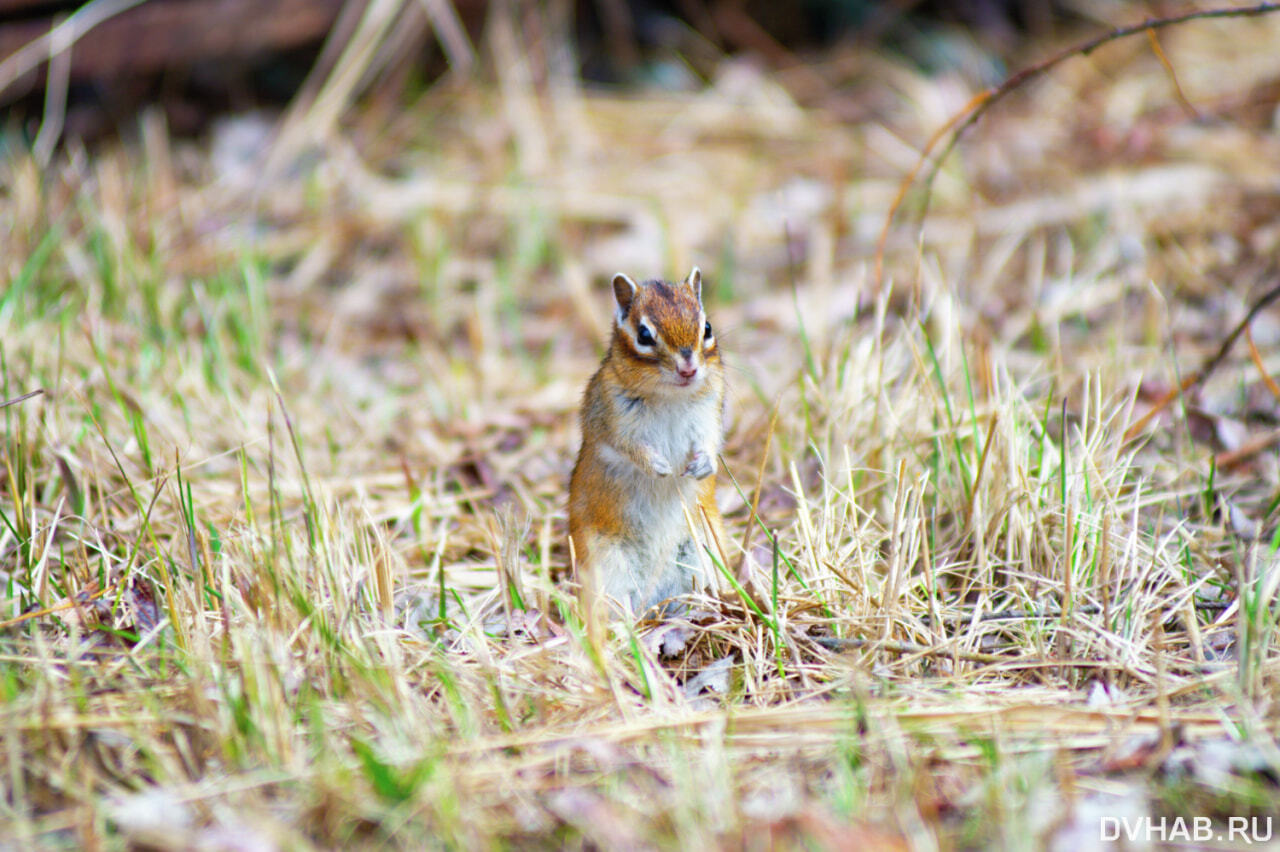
[687,266,702,304]
[612,273,638,319]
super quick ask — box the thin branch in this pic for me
[0,583,111,630]
[1245,324,1280,402]
[813,635,1012,664]
[1146,28,1200,120]
[0,389,45,409]
[1124,280,1280,442]
[874,2,1280,290]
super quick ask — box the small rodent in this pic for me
[569,266,727,616]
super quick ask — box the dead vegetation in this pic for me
[3,1,1280,848]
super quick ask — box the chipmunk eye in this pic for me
[636,323,655,347]
[703,321,713,340]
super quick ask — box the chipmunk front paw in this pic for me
[645,446,673,477]
[683,450,715,480]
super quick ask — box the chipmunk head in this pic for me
[611,266,718,392]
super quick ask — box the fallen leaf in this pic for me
[683,655,734,700]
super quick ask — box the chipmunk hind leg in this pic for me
[578,532,646,617]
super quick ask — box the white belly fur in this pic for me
[598,389,722,613]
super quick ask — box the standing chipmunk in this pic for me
[569,266,727,617]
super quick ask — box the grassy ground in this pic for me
[4,4,1280,849]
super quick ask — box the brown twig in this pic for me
[1123,280,1280,442]
[0,583,111,629]
[0,388,44,409]
[1245,323,1280,402]
[917,597,1232,629]
[874,2,1280,291]
[814,635,1012,664]
[1214,428,1280,472]
[1145,28,1200,120]
[873,94,983,291]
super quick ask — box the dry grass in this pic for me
[3,3,1280,848]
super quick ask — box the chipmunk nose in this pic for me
[677,351,698,378]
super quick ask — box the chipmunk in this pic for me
[569,266,727,617]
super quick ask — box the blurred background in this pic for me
[0,0,1087,141]
[5,0,1280,507]
[6,0,1280,434]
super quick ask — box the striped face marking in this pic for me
[610,267,717,390]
